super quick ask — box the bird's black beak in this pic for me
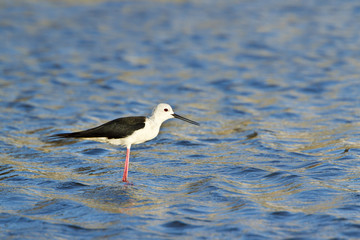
[172,113,200,126]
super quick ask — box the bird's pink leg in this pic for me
[122,147,130,182]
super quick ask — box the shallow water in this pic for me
[1,0,360,239]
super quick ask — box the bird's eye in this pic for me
[164,108,168,112]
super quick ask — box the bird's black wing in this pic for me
[53,116,146,139]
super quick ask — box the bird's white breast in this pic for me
[125,118,160,146]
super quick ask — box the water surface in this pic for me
[1,0,360,239]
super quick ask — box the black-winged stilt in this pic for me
[52,103,200,182]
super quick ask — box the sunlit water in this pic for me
[1,0,360,239]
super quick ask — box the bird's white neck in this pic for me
[148,114,168,127]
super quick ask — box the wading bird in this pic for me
[53,103,200,182]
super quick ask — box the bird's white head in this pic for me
[151,103,175,122]
[150,103,200,126]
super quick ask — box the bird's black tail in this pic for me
[44,132,83,144]
[50,132,84,139]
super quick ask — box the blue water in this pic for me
[1,0,360,239]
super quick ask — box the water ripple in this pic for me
[1,0,360,239]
